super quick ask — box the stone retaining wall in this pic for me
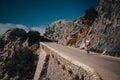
[34,42,101,80]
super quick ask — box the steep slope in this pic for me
[44,20,84,47]
[44,7,98,47]
[44,20,88,47]
[44,0,120,56]
[88,0,120,56]
[0,28,43,79]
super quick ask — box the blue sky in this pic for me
[0,0,99,27]
[0,0,99,35]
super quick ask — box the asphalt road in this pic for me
[45,42,120,80]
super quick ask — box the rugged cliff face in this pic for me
[0,28,43,79]
[88,0,120,56]
[44,20,86,47]
[44,0,120,56]
[44,8,98,47]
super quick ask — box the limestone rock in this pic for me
[88,0,120,56]
[44,0,120,56]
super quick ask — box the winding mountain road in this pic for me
[44,42,120,80]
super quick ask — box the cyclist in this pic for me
[85,40,90,54]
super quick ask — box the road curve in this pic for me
[44,42,120,80]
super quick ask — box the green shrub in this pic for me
[90,48,103,53]
[8,28,27,41]
[5,47,38,78]
[27,31,40,46]
[84,7,98,25]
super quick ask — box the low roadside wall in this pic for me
[34,42,101,80]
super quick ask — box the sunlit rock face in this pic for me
[44,0,120,56]
[44,20,86,46]
[88,0,120,56]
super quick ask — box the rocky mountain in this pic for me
[88,0,120,56]
[44,0,120,56]
[44,20,84,45]
[0,28,48,80]
[44,7,98,47]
